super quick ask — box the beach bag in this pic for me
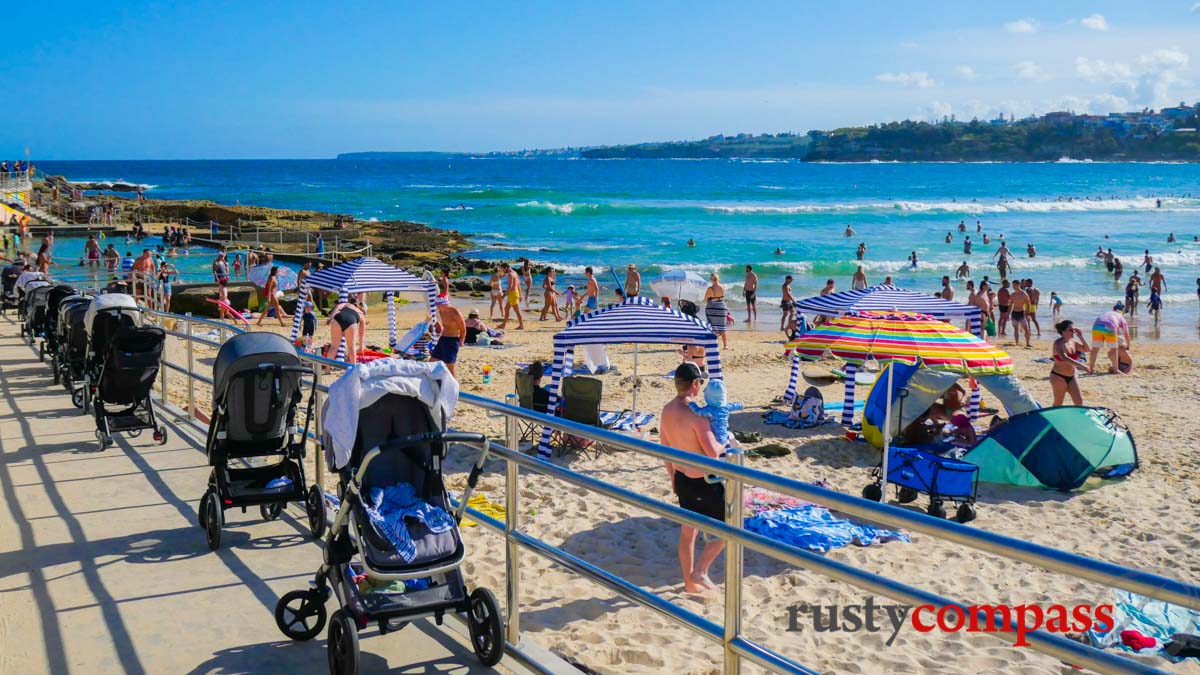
[985,318,996,337]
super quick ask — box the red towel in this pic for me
[1120,629,1157,651]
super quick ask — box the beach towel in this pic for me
[599,410,654,431]
[763,410,836,430]
[1087,589,1200,661]
[744,504,910,554]
[364,482,455,563]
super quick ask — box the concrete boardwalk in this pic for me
[0,316,515,674]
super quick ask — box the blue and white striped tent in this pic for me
[538,296,723,457]
[288,257,438,360]
[788,284,983,424]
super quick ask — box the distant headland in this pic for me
[340,103,1200,162]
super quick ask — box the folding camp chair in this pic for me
[555,375,609,459]
[513,368,548,447]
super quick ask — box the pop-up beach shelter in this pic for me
[289,257,437,360]
[537,296,723,458]
[788,284,983,424]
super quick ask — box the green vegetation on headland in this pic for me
[342,105,1199,161]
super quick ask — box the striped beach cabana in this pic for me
[537,296,723,458]
[788,285,983,424]
[288,257,437,360]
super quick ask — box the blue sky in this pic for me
[3,1,1198,159]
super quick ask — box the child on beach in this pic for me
[688,380,743,449]
[301,301,317,349]
[1051,291,1063,316]
[1147,289,1162,325]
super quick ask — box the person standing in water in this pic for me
[940,275,955,301]
[743,265,758,323]
[996,280,1012,337]
[1024,278,1042,337]
[851,265,868,290]
[963,237,972,255]
[624,263,641,298]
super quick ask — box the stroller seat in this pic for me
[355,505,463,572]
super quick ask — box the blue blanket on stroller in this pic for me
[744,505,910,554]
[364,483,455,563]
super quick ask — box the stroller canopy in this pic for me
[85,293,141,337]
[962,407,1138,491]
[213,332,301,405]
[537,296,723,457]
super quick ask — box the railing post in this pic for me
[159,326,169,404]
[504,413,522,645]
[313,366,324,488]
[185,314,195,421]
[723,449,744,674]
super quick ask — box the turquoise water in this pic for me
[36,159,1200,339]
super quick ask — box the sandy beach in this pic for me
[154,289,1200,675]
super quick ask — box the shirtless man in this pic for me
[996,253,1010,281]
[743,264,758,323]
[625,263,641,298]
[955,260,970,280]
[1009,282,1032,348]
[996,280,1012,336]
[1023,279,1042,336]
[660,363,726,594]
[497,262,525,330]
[974,280,992,328]
[780,275,796,331]
[430,297,466,377]
[940,275,954,301]
[584,266,600,313]
[131,249,157,302]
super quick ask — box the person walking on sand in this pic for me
[520,259,534,309]
[497,262,525,330]
[780,275,796,331]
[1023,279,1042,337]
[1050,320,1091,406]
[584,266,600,312]
[256,266,289,327]
[704,273,729,350]
[1088,304,1131,375]
[624,263,641,298]
[540,269,562,321]
[743,264,758,323]
[488,268,502,319]
[660,363,727,594]
[430,297,465,378]
[1008,282,1031,348]
[996,280,1012,336]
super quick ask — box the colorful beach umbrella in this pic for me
[788,310,1012,375]
[247,263,298,291]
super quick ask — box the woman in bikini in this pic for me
[520,259,534,310]
[328,294,367,362]
[255,266,289,326]
[540,268,562,321]
[488,269,503,319]
[1050,319,1091,406]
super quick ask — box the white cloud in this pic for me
[954,65,977,80]
[1139,48,1189,70]
[1075,57,1133,83]
[1004,19,1038,33]
[1081,14,1109,31]
[1133,48,1191,107]
[1014,61,1045,80]
[875,71,937,88]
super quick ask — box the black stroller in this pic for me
[20,280,53,342]
[199,332,325,551]
[55,295,91,390]
[84,294,168,449]
[0,263,21,315]
[39,284,77,362]
[275,364,503,674]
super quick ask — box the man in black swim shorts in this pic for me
[660,362,727,593]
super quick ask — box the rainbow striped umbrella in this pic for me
[787,310,1012,374]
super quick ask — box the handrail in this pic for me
[48,290,1195,674]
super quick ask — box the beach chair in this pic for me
[512,368,548,447]
[556,375,608,458]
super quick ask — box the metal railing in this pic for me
[46,287,1200,674]
[0,174,33,194]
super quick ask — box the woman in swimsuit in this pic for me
[158,262,177,312]
[488,270,503,319]
[520,260,534,310]
[540,269,562,321]
[328,294,367,362]
[232,253,243,277]
[255,266,289,327]
[1050,320,1090,406]
[703,274,729,350]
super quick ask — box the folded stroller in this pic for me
[275,359,504,673]
[198,332,324,551]
[39,284,77,362]
[83,293,167,449]
[0,263,21,315]
[54,294,92,390]
[21,281,53,342]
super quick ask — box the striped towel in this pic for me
[599,411,655,431]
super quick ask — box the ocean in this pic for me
[36,158,1200,340]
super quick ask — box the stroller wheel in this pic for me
[307,485,327,539]
[955,503,977,524]
[129,429,143,439]
[199,491,212,529]
[71,388,84,410]
[260,502,284,521]
[51,357,59,384]
[327,609,360,675]
[467,588,504,666]
[96,431,111,450]
[275,589,327,642]
[205,494,223,551]
[927,500,947,519]
[897,487,920,504]
[154,428,168,445]
[861,483,883,503]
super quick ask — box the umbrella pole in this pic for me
[879,362,893,502]
[632,343,639,427]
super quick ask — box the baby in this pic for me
[688,379,743,448]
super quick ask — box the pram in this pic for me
[275,359,504,673]
[20,280,53,342]
[54,294,92,389]
[0,263,21,315]
[83,293,167,449]
[39,284,77,362]
[13,269,44,323]
[199,332,324,551]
